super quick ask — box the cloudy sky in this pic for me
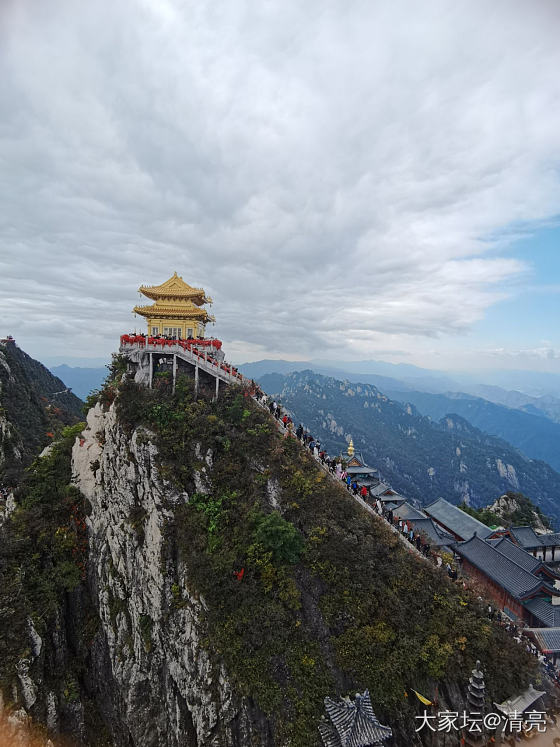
[1,0,559,371]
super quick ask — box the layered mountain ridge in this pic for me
[268,370,560,523]
[381,387,560,472]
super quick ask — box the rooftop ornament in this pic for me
[318,690,392,747]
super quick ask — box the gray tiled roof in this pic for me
[424,498,494,540]
[409,517,454,547]
[393,502,426,521]
[319,690,392,747]
[510,528,560,549]
[378,492,404,502]
[489,538,542,574]
[524,598,560,627]
[369,483,394,497]
[510,526,545,549]
[453,535,549,600]
[384,501,404,511]
[526,628,560,653]
[494,684,545,716]
[359,478,383,490]
[347,453,373,468]
[346,466,378,475]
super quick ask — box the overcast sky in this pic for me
[1,0,559,371]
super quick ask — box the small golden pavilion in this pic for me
[133,272,215,338]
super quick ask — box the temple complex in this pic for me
[133,272,215,339]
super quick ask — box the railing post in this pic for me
[215,376,219,400]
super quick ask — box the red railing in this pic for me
[120,334,222,351]
[120,334,242,380]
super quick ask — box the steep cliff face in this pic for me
[0,422,97,745]
[73,402,265,746]
[0,341,83,487]
[0,372,541,747]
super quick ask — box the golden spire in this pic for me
[347,438,355,458]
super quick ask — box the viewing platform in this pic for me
[120,334,245,397]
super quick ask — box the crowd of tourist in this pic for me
[490,612,560,691]
[257,392,439,559]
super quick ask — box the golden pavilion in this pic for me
[133,272,215,338]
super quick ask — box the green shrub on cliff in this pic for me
[252,511,304,564]
[0,422,89,690]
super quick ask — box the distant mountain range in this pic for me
[380,389,560,473]
[49,364,107,400]
[240,357,560,396]
[244,359,560,476]
[469,384,560,424]
[240,358,560,420]
[261,370,560,524]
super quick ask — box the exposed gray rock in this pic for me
[71,402,268,746]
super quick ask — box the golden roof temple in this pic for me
[133,272,215,338]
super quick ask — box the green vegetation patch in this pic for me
[114,378,537,746]
[0,422,96,705]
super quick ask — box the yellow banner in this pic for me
[412,689,432,706]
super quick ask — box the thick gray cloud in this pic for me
[1,0,559,366]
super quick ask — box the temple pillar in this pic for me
[215,376,219,400]
[149,353,153,389]
[194,363,199,399]
[172,354,177,393]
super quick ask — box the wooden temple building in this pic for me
[452,534,560,625]
[133,272,215,339]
